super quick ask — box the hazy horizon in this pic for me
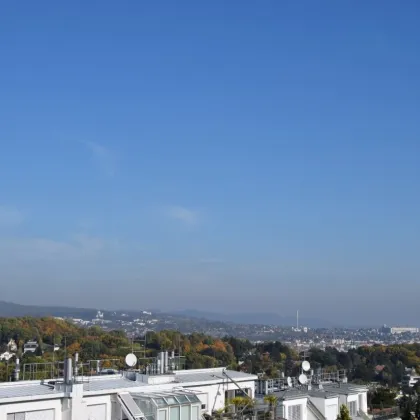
[1,1,419,326]
[0,299,403,328]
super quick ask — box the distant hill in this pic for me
[173,309,332,328]
[0,301,98,319]
[0,301,332,328]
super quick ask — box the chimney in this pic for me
[160,352,165,374]
[74,353,79,378]
[64,357,73,384]
[14,358,20,381]
[164,351,169,373]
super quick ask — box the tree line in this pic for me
[1,317,420,389]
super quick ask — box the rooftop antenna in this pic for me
[125,353,138,368]
[122,335,147,362]
[297,309,299,330]
[302,361,311,372]
[298,374,308,385]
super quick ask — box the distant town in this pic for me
[1,301,419,366]
[53,308,420,352]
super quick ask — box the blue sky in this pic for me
[1,1,419,325]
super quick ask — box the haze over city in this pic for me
[1,1,419,326]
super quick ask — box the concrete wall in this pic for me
[0,399,63,420]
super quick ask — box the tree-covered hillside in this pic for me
[1,317,420,389]
[0,317,238,380]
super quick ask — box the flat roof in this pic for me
[308,389,339,399]
[321,383,366,395]
[273,389,308,401]
[83,377,147,392]
[0,383,63,401]
[174,369,257,384]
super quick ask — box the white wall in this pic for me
[358,392,368,413]
[307,405,318,420]
[0,399,63,420]
[347,394,358,405]
[308,396,339,420]
[187,380,255,414]
[324,399,339,420]
[310,397,326,416]
[338,394,347,408]
[0,378,256,419]
[84,395,112,420]
[282,397,308,420]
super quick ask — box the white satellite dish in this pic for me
[302,361,311,372]
[287,376,292,387]
[125,353,137,367]
[298,374,308,385]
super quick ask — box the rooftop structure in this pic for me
[381,325,419,335]
[0,352,370,420]
[23,340,39,354]
[0,353,257,420]
[402,374,420,388]
[255,361,369,420]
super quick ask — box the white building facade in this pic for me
[0,367,257,420]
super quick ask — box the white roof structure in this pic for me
[0,366,258,420]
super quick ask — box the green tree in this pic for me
[401,404,412,420]
[264,395,278,420]
[337,405,351,420]
[415,397,420,420]
[214,408,225,419]
[399,395,414,420]
[229,396,254,413]
[370,388,397,407]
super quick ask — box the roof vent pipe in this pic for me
[164,351,169,373]
[160,352,165,374]
[74,353,79,378]
[14,358,20,381]
[64,357,73,384]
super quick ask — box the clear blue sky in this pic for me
[1,1,419,325]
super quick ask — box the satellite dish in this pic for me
[287,376,292,387]
[302,361,311,372]
[125,353,137,367]
[298,374,308,385]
